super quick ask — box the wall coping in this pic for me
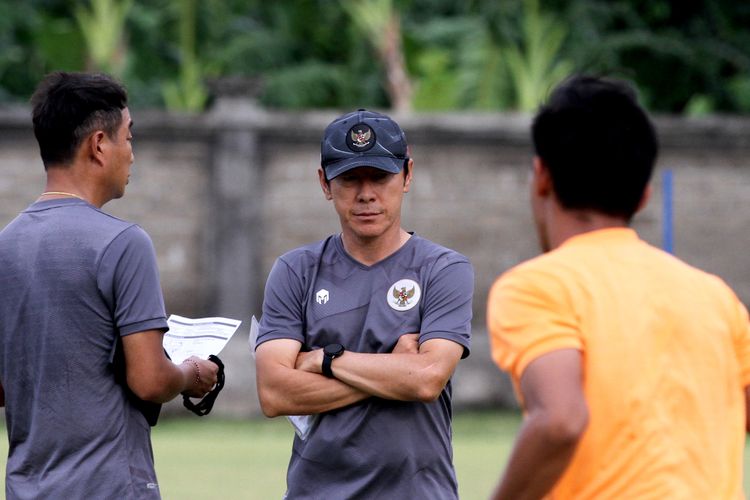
[2,103,750,150]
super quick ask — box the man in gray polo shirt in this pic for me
[255,109,474,499]
[0,72,218,499]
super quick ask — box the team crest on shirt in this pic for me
[387,279,421,311]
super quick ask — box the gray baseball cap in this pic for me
[320,109,408,180]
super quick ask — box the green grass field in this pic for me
[0,411,748,499]
[149,410,521,499]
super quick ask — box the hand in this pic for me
[181,356,219,398]
[295,349,324,374]
[392,333,419,354]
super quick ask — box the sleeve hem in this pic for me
[513,339,583,381]
[419,332,471,358]
[254,333,304,351]
[120,318,169,336]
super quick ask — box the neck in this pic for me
[545,205,629,251]
[42,168,105,208]
[340,228,411,266]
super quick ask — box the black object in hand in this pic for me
[183,354,225,417]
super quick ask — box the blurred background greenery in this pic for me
[0,0,749,114]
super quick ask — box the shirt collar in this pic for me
[560,227,639,249]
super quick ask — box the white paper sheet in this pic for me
[164,314,242,364]
[249,316,318,440]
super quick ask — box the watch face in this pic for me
[324,343,345,357]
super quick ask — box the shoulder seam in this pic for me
[95,224,145,277]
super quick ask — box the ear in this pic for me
[532,156,553,198]
[87,130,107,167]
[635,184,652,213]
[403,158,414,193]
[318,168,332,200]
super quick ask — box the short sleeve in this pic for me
[256,258,306,348]
[487,266,583,385]
[419,258,474,358]
[731,296,750,388]
[97,225,168,336]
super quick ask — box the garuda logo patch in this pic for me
[387,279,421,311]
[345,123,376,151]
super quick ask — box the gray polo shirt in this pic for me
[0,199,168,499]
[258,234,473,499]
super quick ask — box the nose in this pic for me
[356,178,377,202]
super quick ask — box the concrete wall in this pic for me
[1,100,748,417]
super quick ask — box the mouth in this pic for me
[353,212,383,224]
[353,211,382,218]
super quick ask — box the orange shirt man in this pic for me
[487,75,750,500]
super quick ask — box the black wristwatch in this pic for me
[322,343,345,378]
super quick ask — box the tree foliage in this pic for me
[0,0,748,113]
[74,0,132,77]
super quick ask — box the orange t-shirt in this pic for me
[488,228,750,499]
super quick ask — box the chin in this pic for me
[354,231,383,241]
[352,227,386,241]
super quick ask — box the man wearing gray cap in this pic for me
[255,109,474,499]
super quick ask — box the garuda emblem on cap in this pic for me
[346,123,376,151]
[387,279,421,311]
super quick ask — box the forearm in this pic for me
[256,338,369,416]
[491,414,581,500]
[123,330,218,403]
[331,351,448,402]
[130,360,192,403]
[295,339,464,402]
[257,364,369,417]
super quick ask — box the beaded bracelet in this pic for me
[184,359,201,387]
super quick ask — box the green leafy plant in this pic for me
[728,75,750,113]
[501,0,573,111]
[412,48,460,110]
[340,0,412,111]
[161,0,208,112]
[2,0,750,113]
[74,0,133,76]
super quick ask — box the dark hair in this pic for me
[532,75,658,220]
[30,72,128,169]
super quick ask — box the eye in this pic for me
[372,172,390,183]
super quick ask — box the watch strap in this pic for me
[321,343,344,378]
[322,352,335,378]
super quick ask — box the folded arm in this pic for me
[255,338,370,417]
[295,336,464,402]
